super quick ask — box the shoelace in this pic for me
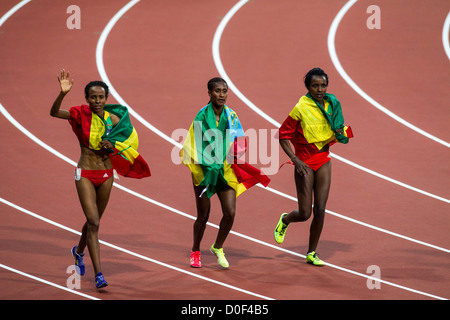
[278,224,287,236]
[74,252,84,263]
[191,252,200,261]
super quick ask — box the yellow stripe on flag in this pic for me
[88,111,110,150]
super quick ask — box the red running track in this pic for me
[0,0,449,302]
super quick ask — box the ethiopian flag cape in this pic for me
[180,103,270,198]
[68,104,150,179]
[307,92,352,144]
[278,93,353,161]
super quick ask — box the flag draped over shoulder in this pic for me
[180,103,270,198]
[68,104,150,179]
[307,92,353,144]
[278,93,353,161]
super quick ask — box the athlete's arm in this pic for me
[50,69,73,119]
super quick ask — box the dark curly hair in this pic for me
[84,81,109,98]
[207,77,227,91]
[303,68,328,89]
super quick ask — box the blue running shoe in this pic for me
[95,272,108,289]
[71,245,85,276]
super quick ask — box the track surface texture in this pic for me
[0,0,449,304]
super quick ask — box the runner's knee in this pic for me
[292,208,311,222]
[86,218,100,232]
[223,208,235,221]
[195,211,210,224]
[313,205,326,219]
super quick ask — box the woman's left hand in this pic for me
[100,140,114,150]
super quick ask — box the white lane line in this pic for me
[95,0,182,149]
[1,87,449,298]
[92,0,450,257]
[0,263,100,300]
[0,1,271,300]
[212,0,279,128]
[0,0,447,300]
[263,184,450,254]
[0,1,96,301]
[0,103,448,300]
[327,0,450,148]
[0,0,31,28]
[1,196,446,301]
[211,0,450,204]
[79,0,450,253]
[329,153,450,204]
[0,197,273,300]
[117,180,450,257]
[442,11,450,60]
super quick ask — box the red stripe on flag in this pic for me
[345,126,354,138]
[231,162,270,190]
[109,152,151,179]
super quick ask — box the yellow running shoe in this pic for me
[274,213,289,244]
[210,243,229,269]
[306,251,325,266]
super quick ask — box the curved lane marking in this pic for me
[2,0,449,256]
[0,0,448,300]
[211,0,450,204]
[442,11,450,60]
[1,102,447,300]
[0,0,31,27]
[95,0,182,149]
[0,262,100,300]
[92,0,450,252]
[0,196,272,300]
[0,1,271,301]
[328,0,450,148]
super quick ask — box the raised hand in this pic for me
[57,69,74,95]
[50,69,73,119]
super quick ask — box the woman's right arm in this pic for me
[50,69,73,119]
[279,139,309,176]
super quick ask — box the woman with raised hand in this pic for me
[50,70,150,288]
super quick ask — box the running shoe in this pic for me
[95,272,108,289]
[210,243,229,269]
[274,213,289,244]
[190,251,202,268]
[71,245,85,275]
[306,251,325,266]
